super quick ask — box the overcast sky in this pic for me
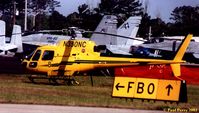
[56,0,199,22]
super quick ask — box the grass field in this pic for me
[0,74,198,111]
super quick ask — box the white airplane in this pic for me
[138,39,199,63]
[22,27,88,55]
[0,20,23,57]
[23,26,85,46]
[91,15,146,55]
[157,36,199,42]
[22,15,145,56]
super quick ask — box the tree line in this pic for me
[0,0,199,37]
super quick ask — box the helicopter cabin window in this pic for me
[42,50,54,60]
[32,50,41,61]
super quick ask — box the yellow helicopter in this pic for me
[22,34,193,85]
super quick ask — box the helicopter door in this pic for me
[41,50,54,60]
[40,50,54,68]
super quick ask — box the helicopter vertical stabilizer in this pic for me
[171,34,193,77]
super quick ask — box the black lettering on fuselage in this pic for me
[63,41,86,47]
[47,37,58,40]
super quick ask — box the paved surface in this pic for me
[0,104,166,113]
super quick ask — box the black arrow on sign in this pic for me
[116,83,125,91]
[166,84,173,96]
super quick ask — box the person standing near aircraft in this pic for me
[70,28,77,40]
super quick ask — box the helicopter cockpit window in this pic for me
[32,50,41,61]
[42,50,54,60]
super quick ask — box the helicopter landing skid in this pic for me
[27,75,79,86]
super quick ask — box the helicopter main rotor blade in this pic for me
[84,31,147,42]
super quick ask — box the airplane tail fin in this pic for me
[117,16,142,45]
[10,25,23,53]
[170,34,193,77]
[0,20,6,46]
[91,15,118,45]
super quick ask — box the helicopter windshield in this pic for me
[32,50,41,61]
[25,50,35,61]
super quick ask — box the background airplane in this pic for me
[91,15,146,55]
[23,26,84,46]
[158,36,199,42]
[0,20,23,57]
[136,40,199,63]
